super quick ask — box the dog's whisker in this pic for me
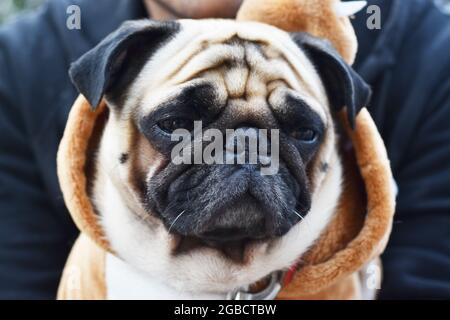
[292,210,305,221]
[168,210,186,233]
[293,209,313,233]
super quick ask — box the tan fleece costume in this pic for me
[57,0,395,300]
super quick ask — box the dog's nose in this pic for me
[224,126,272,164]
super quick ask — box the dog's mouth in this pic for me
[172,233,261,264]
[147,163,311,263]
[169,194,274,263]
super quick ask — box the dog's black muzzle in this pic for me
[146,125,313,260]
[148,162,310,243]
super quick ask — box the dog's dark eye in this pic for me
[290,128,317,142]
[157,117,194,134]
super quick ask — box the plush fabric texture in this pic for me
[237,0,358,64]
[57,0,395,299]
[57,97,111,253]
[57,234,106,300]
[277,109,394,299]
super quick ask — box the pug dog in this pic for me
[69,19,370,299]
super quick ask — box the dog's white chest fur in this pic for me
[105,253,226,300]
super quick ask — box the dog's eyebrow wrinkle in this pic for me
[267,88,326,130]
[223,61,250,99]
[163,41,208,82]
[145,83,223,120]
[243,42,305,101]
[170,41,246,85]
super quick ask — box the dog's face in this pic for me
[70,19,370,292]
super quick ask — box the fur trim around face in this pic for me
[237,0,359,64]
[57,98,111,253]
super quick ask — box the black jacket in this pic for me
[0,0,449,299]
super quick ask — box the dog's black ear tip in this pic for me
[68,65,103,111]
[81,86,104,111]
[88,96,102,111]
[348,114,356,130]
[344,106,356,130]
[349,80,372,130]
[360,82,372,104]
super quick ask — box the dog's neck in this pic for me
[105,253,227,300]
[105,252,285,300]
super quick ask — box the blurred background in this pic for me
[0,0,45,24]
[1,0,450,25]
[436,0,450,13]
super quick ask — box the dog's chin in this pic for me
[168,197,265,263]
[172,235,260,264]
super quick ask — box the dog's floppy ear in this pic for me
[69,20,180,110]
[291,32,371,128]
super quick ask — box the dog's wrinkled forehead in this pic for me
[69,19,371,126]
[124,20,327,119]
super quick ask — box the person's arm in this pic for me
[379,77,450,299]
[0,27,72,301]
[0,0,145,299]
[351,0,450,299]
